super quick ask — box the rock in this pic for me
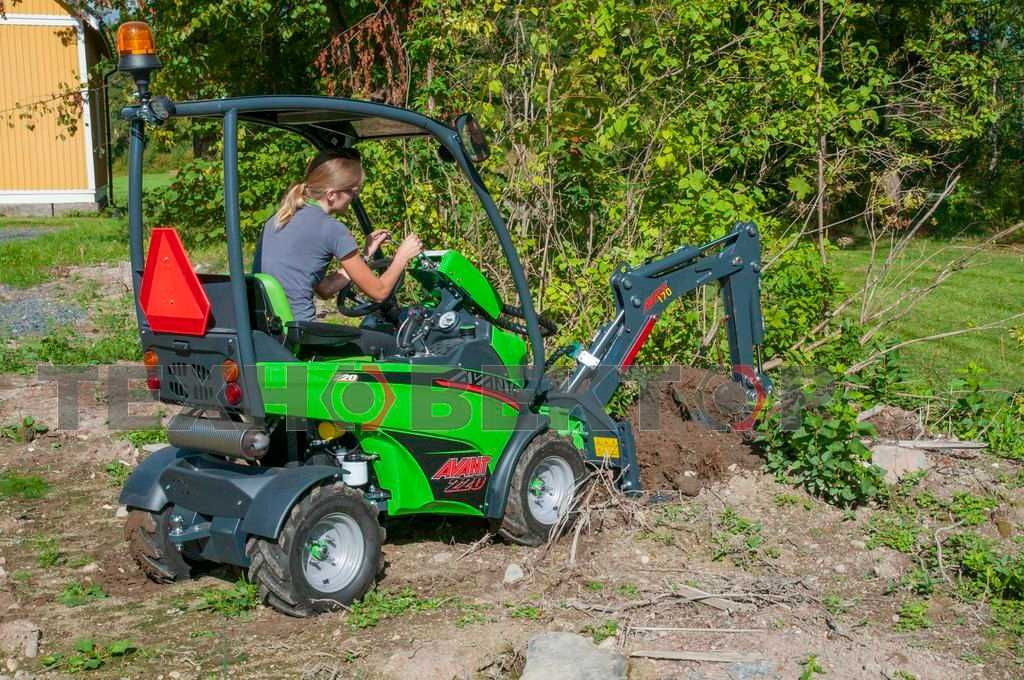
[4,660,15,673]
[521,632,626,680]
[859,404,925,440]
[870,552,902,581]
[833,563,847,574]
[503,562,524,586]
[115,505,129,519]
[0,621,39,658]
[597,637,617,649]
[850,539,866,550]
[431,552,452,564]
[78,563,100,575]
[13,671,34,680]
[870,444,930,484]
[168,672,181,680]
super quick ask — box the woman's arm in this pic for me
[314,270,352,299]
[338,234,422,302]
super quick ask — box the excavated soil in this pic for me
[632,368,761,496]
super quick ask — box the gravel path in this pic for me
[0,227,59,243]
[0,286,85,336]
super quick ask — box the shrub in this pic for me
[759,390,885,507]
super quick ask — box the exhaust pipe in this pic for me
[167,413,270,460]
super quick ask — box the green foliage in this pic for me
[103,462,132,487]
[948,493,998,527]
[57,581,108,607]
[991,599,1024,637]
[198,579,259,618]
[41,638,138,674]
[944,365,1024,460]
[760,390,885,507]
[32,534,63,568]
[116,429,168,448]
[823,594,852,616]
[896,600,931,631]
[346,588,445,628]
[149,130,310,248]
[0,416,48,443]
[0,472,49,500]
[584,620,618,644]
[712,506,774,566]
[866,512,921,554]
[799,654,825,679]
[506,602,543,620]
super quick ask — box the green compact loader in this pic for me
[115,22,770,616]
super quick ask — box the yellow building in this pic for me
[0,0,110,215]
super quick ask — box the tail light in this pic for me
[144,348,160,391]
[224,382,243,406]
[222,359,240,383]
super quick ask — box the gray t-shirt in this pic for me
[258,203,358,322]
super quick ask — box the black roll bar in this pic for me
[122,95,548,401]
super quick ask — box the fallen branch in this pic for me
[627,626,764,633]
[629,650,764,663]
[456,532,493,562]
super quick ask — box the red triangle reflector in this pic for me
[139,227,211,336]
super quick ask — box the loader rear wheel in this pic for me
[124,506,193,583]
[246,483,384,617]
[499,433,586,546]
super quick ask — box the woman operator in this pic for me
[258,149,422,322]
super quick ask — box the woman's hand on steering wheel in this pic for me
[336,256,404,317]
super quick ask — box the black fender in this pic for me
[482,411,549,519]
[239,465,343,539]
[119,446,343,542]
[118,445,192,511]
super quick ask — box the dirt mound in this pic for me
[631,368,760,496]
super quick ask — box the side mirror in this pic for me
[455,113,490,163]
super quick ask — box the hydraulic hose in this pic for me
[495,304,559,338]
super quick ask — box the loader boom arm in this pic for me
[564,222,769,405]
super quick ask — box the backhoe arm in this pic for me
[564,222,770,406]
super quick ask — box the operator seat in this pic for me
[247,274,397,359]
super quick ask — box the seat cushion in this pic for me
[286,321,398,358]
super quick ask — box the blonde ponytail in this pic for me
[274,150,364,229]
[273,181,307,229]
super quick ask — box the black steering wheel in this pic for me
[336,256,405,317]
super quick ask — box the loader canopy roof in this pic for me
[168,96,439,148]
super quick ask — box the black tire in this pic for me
[246,483,384,617]
[498,433,587,546]
[124,506,192,583]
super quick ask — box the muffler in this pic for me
[167,413,270,460]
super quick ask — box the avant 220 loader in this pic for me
[115,21,770,616]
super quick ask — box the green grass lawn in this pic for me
[110,171,175,206]
[0,216,127,287]
[832,240,1024,391]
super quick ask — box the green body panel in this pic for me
[258,360,521,516]
[412,250,502,319]
[490,327,527,384]
[252,273,294,325]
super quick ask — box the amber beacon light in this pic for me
[116,21,162,98]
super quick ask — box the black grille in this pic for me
[167,363,216,402]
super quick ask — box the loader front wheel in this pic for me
[246,483,384,617]
[499,433,586,546]
[124,506,193,583]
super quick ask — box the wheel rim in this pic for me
[527,456,575,526]
[301,513,365,594]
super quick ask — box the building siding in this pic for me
[6,0,70,16]
[0,22,90,192]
